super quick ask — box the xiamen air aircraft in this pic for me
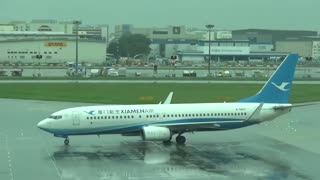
[38,54,308,145]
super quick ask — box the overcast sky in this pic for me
[1,0,319,31]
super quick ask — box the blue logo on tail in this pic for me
[240,54,299,103]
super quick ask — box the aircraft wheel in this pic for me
[176,135,186,145]
[64,139,70,146]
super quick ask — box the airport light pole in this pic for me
[73,20,81,75]
[206,24,214,76]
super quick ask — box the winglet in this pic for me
[163,92,174,104]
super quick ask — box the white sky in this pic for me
[1,0,319,31]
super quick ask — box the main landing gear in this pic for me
[175,135,186,145]
[163,134,186,145]
[64,138,70,146]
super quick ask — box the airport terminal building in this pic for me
[1,21,320,65]
[177,40,288,64]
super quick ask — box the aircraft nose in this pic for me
[37,119,51,130]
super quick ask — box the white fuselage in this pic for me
[38,102,290,137]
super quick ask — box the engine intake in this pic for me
[141,126,171,141]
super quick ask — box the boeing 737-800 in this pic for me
[38,54,304,145]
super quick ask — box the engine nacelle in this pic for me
[141,126,171,141]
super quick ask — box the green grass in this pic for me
[0,83,319,104]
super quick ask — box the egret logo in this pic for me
[84,110,96,115]
[271,82,290,91]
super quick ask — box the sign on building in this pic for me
[201,46,250,55]
[44,42,67,47]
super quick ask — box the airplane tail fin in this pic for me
[239,54,299,104]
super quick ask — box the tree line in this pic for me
[107,33,151,59]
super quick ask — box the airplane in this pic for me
[37,54,308,145]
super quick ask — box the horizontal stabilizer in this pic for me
[273,101,320,111]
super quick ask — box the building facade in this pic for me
[0,20,109,64]
[0,32,106,65]
[275,40,313,58]
[232,29,317,43]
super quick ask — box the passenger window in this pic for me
[139,115,142,118]
[131,115,134,118]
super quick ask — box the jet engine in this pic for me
[141,126,171,141]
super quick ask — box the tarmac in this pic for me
[0,99,319,180]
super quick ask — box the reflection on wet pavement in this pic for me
[51,139,315,180]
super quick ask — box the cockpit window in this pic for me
[49,115,62,120]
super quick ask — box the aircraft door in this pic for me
[72,111,80,125]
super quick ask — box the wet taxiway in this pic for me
[0,99,319,180]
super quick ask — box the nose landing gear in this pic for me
[64,138,70,146]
